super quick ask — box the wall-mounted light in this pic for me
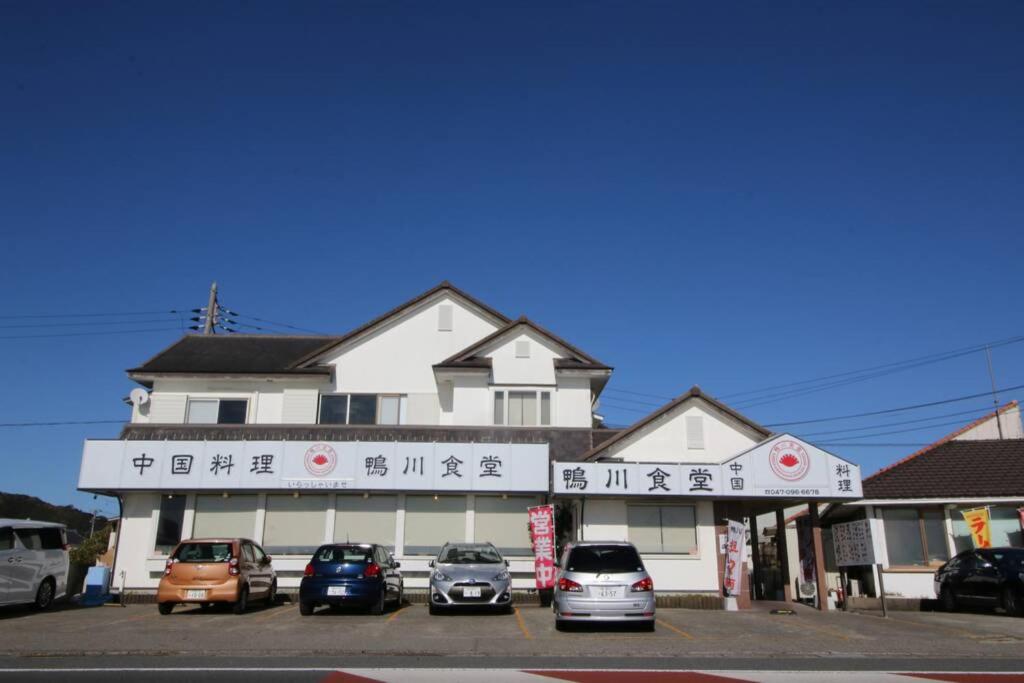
[501,494,508,500]
[433,494,439,501]
[293,491,300,499]
[363,492,369,499]
[222,492,229,498]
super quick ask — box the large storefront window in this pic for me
[192,495,257,539]
[404,495,466,555]
[882,507,948,566]
[952,505,1024,553]
[154,495,187,555]
[263,495,327,555]
[335,495,397,550]
[627,504,697,554]
[474,495,542,556]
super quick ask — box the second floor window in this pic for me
[493,390,551,426]
[319,394,403,425]
[185,398,248,425]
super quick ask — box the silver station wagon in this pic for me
[553,541,655,631]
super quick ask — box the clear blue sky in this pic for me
[2,1,1022,515]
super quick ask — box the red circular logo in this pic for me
[304,443,337,477]
[769,440,810,481]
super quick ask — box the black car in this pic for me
[934,547,1024,617]
[299,543,403,616]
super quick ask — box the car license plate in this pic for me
[597,586,620,599]
[464,587,482,598]
[185,590,207,600]
[327,586,348,596]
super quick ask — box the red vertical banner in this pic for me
[528,504,556,590]
[1018,507,1024,531]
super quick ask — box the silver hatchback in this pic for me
[553,541,655,630]
[429,542,513,614]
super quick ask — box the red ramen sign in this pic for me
[768,440,810,482]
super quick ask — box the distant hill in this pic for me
[0,492,109,538]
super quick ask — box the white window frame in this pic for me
[317,393,406,426]
[626,503,699,556]
[491,387,554,426]
[185,397,250,425]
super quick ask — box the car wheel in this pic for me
[428,602,439,616]
[641,620,656,632]
[199,602,211,611]
[555,619,569,632]
[370,588,386,616]
[501,603,514,615]
[299,601,315,616]
[232,586,249,615]
[1003,587,1023,617]
[940,586,957,612]
[265,580,277,607]
[33,579,55,611]
[158,602,174,615]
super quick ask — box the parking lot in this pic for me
[1,600,1024,662]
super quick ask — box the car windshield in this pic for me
[567,545,644,573]
[174,542,233,563]
[439,545,502,564]
[316,546,373,563]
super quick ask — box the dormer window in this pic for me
[493,389,551,426]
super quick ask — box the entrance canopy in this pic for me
[553,433,862,501]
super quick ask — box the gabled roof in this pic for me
[128,335,338,379]
[862,439,1024,499]
[580,386,772,461]
[293,281,511,367]
[865,401,1019,482]
[433,316,612,371]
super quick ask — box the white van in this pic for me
[0,519,69,609]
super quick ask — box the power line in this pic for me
[233,313,328,335]
[598,401,657,414]
[0,317,179,330]
[0,310,186,320]
[802,416,990,442]
[767,382,1024,427]
[816,442,929,448]
[604,387,676,402]
[722,334,1024,403]
[0,419,124,428]
[798,406,997,438]
[0,326,182,340]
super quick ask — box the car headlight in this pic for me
[433,571,452,582]
[492,571,510,582]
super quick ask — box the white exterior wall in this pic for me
[451,374,491,426]
[556,375,593,428]
[953,405,1023,441]
[113,491,540,593]
[141,378,329,425]
[580,498,719,592]
[487,331,560,386]
[607,404,760,464]
[327,295,500,395]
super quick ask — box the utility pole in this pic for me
[985,345,1005,440]
[203,281,218,335]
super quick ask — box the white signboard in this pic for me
[832,518,882,567]
[80,440,549,492]
[552,434,862,500]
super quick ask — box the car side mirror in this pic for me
[263,556,272,565]
[429,560,435,568]
[393,561,401,569]
[505,559,510,567]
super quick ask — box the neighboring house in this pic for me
[77,281,864,602]
[831,401,1024,600]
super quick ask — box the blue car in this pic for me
[299,543,403,616]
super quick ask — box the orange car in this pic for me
[157,538,276,615]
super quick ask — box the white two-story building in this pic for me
[78,282,863,606]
